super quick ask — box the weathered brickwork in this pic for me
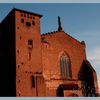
[0,8,99,97]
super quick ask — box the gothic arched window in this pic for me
[60,53,71,79]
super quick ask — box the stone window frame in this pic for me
[59,51,72,79]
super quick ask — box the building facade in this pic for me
[0,8,99,97]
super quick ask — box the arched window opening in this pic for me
[60,53,71,79]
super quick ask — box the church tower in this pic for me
[15,8,45,96]
[0,8,45,96]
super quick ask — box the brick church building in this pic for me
[0,8,99,97]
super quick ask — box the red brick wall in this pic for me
[42,31,86,96]
[15,10,43,96]
[42,31,86,80]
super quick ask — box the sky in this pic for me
[0,3,100,95]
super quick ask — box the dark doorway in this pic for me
[56,84,79,97]
[56,85,64,97]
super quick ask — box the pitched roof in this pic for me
[84,60,95,72]
[41,30,85,46]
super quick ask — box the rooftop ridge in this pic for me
[65,32,86,46]
[41,30,59,36]
[64,32,82,44]
[13,8,43,17]
[41,31,85,46]
[0,8,42,24]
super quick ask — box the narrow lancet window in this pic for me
[60,53,71,78]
